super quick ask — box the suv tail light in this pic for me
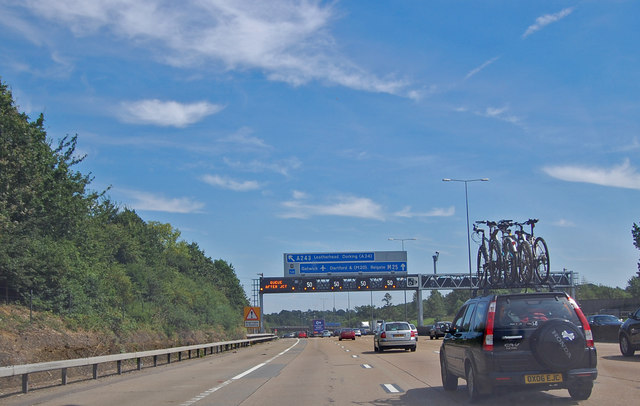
[381,332,386,338]
[411,330,416,338]
[568,296,594,348]
[483,298,497,351]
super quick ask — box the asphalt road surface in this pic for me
[2,336,639,405]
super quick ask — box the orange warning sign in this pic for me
[244,306,261,321]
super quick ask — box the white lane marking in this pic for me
[351,355,358,358]
[381,383,403,393]
[361,364,372,369]
[180,339,300,406]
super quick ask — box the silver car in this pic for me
[374,321,417,352]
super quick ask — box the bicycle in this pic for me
[496,220,519,287]
[513,221,535,285]
[473,223,490,288]
[474,220,501,288]
[523,219,550,283]
[473,220,499,288]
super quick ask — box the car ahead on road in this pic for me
[410,324,418,341]
[339,328,356,340]
[354,329,362,337]
[297,331,307,338]
[374,321,417,352]
[430,321,452,340]
[439,292,597,402]
[322,330,332,338]
[619,307,640,356]
[587,314,622,342]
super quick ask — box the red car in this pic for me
[339,328,356,340]
[297,331,307,338]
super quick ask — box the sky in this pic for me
[1,0,639,315]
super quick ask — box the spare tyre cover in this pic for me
[531,319,586,371]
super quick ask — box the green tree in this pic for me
[424,290,446,321]
[627,222,640,298]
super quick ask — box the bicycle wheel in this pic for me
[488,240,502,288]
[476,246,489,288]
[517,241,534,285]
[533,237,550,283]
[503,239,518,287]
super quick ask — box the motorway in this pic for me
[2,336,639,405]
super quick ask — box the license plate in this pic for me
[393,334,404,338]
[524,373,563,384]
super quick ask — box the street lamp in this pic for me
[442,178,489,296]
[388,237,416,251]
[388,237,416,320]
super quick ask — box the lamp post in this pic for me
[388,237,416,320]
[442,178,489,296]
[433,251,439,274]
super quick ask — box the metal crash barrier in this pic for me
[0,334,277,394]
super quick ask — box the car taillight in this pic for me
[381,332,386,338]
[568,296,594,348]
[483,298,497,351]
[411,331,416,337]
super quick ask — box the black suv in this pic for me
[619,306,640,356]
[439,292,597,402]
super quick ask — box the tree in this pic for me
[424,290,446,321]
[627,222,640,298]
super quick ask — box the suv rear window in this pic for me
[495,295,579,328]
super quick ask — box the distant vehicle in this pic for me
[374,321,416,352]
[340,328,356,341]
[354,329,362,337]
[620,307,640,356]
[409,324,418,341]
[333,329,342,337]
[297,331,307,338]
[587,314,622,341]
[322,330,332,338]
[440,292,597,401]
[430,321,451,340]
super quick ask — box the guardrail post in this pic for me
[137,358,142,370]
[178,352,182,362]
[153,355,158,367]
[167,354,171,364]
[93,364,98,379]
[22,373,28,394]
[62,368,68,385]
[117,360,122,375]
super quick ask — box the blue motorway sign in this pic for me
[284,251,407,276]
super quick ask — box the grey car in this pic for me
[374,321,417,352]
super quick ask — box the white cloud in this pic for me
[118,99,223,127]
[120,190,204,213]
[202,174,261,191]
[394,206,455,218]
[223,157,302,177]
[480,105,521,125]
[523,7,575,39]
[542,159,640,190]
[553,219,575,227]
[465,56,500,80]
[17,0,411,96]
[280,192,385,220]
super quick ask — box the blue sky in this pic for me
[1,1,639,314]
